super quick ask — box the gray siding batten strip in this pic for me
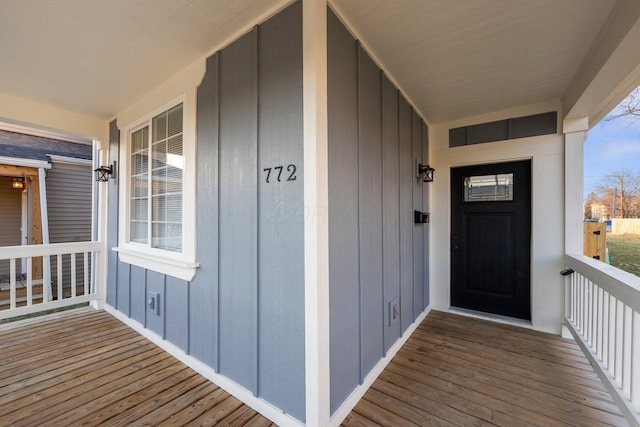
[412,110,424,320]
[218,27,259,393]
[381,74,400,354]
[328,8,360,415]
[398,95,413,332]
[106,120,119,308]
[422,121,430,310]
[191,52,220,367]
[357,43,383,380]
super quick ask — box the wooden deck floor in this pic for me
[0,309,274,426]
[0,309,629,426]
[343,310,629,427]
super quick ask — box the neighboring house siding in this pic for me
[47,160,93,289]
[107,2,305,421]
[327,9,430,414]
[47,161,92,243]
[0,176,23,276]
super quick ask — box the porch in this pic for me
[0,308,628,426]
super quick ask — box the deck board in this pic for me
[0,310,272,426]
[346,310,628,427]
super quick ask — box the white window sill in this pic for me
[113,246,199,282]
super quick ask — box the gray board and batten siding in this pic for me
[106,2,429,422]
[327,9,429,415]
[105,2,305,422]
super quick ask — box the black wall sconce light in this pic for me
[94,161,116,182]
[416,161,435,183]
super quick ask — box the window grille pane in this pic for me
[168,135,182,155]
[166,166,182,193]
[166,224,182,252]
[168,105,183,137]
[149,103,183,252]
[131,198,148,221]
[130,126,149,244]
[166,194,182,223]
[154,112,167,142]
[152,141,167,170]
[152,195,167,222]
[152,168,167,194]
[152,223,167,249]
[464,173,514,202]
[130,221,148,243]
[131,174,148,198]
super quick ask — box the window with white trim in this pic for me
[129,103,184,252]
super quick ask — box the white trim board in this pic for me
[47,154,93,166]
[0,155,51,169]
[0,119,93,145]
[104,305,304,427]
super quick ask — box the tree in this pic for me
[605,86,640,121]
[592,169,640,218]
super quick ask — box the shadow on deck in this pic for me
[0,309,628,426]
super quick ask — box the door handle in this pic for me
[451,235,460,251]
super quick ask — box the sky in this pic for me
[584,113,640,196]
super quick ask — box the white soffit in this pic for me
[0,0,290,120]
[331,0,618,124]
[0,0,622,124]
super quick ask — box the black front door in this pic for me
[450,160,531,320]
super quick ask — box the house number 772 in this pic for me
[263,164,297,183]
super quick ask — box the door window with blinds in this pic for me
[130,103,183,252]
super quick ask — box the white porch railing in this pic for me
[0,241,103,320]
[564,254,640,426]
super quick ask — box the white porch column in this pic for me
[303,0,330,425]
[92,142,108,309]
[563,117,589,255]
[38,167,51,299]
[562,117,588,337]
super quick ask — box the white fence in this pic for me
[611,219,640,236]
[564,254,640,426]
[0,241,103,320]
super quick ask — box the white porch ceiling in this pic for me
[0,0,621,124]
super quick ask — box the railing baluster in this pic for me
[26,258,32,306]
[597,286,603,360]
[589,281,598,351]
[602,291,609,368]
[57,254,63,300]
[9,258,16,309]
[623,305,632,399]
[579,275,584,332]
[570,275,576,322]
[616,299,624,388]
[42,256,49,302]
[71,253,77,298]
[587,280,593,345]
[609,296,617,376]
[84,252,89,296]
[632,311,640,412]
